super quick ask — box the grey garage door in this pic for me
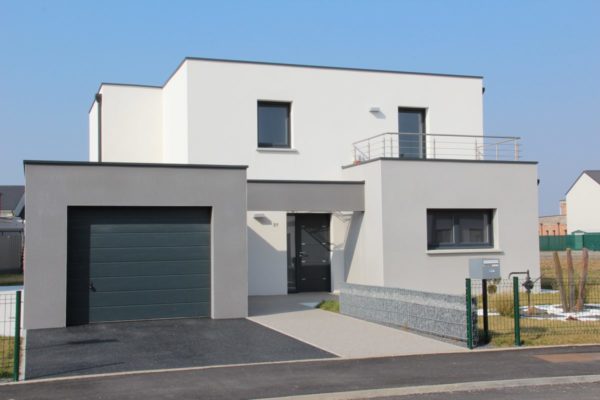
[67,207,211,325]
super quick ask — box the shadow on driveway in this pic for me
[25,318,335,380]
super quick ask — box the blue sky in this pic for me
[1,0,598,215]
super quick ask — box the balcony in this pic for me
[352,133,521,163]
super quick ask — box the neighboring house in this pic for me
[539,200,567,236]
[566,170,600,234]
[23,58,540,330]
[0,185,24,273]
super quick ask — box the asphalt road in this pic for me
[377,382,600,400]
[2,345,600,400]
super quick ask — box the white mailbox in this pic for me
[469,258,501,279]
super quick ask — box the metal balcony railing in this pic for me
[352,133,521,163]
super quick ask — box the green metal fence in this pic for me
[0,290,22,381]
[540,233,600,251]
[468,278,600,347]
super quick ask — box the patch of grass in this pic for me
[0,274,23,286]
[476,282,600,347]
[0,336,15,378]
[482,315,600,347]
[316,300,339,313]
[489,293,515,317]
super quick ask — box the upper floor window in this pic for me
[427,209,494,250]
[258,101,291,148]
[398,108,426,158]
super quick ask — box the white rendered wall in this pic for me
[184,60,483,180]
[92,85,163,163]
[89,101,99,162]
[567,174,600,233]
[343,160,540,295]
[163,63,189,163]
[247,211,287,295]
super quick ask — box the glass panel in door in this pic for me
[398,108,426,158]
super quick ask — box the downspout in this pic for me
[95,93,103,162]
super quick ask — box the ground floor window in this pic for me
[427,209,494,249]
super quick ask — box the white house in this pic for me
[566,170,600,234]
[23,58,540,329]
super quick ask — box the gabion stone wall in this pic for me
[340,283,477,342]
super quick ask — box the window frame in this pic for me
[257,101,292,149]
[427,209,494,250]
[397,107,427,159]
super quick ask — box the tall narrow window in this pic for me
[398,108,426,158]
[258,101,291,148]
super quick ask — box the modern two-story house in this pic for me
[23,58,540,330]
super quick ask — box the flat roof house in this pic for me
[24,58,540,330]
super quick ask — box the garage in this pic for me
[66,207,211,325]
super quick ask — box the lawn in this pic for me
[0,336,15,378]
[0,274,23,286]
[474,260,600,346]
[316,300,339,313]
[481,316,600,347]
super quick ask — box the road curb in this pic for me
[258,374,600,399]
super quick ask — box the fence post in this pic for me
[482,279,489,343]
[13,290,22,381]
[465,278,473,349]
[512,277,521,346]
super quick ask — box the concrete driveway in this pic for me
[24,318,334,380]
[249,293,467,358]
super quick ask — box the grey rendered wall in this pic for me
[340,284,476,342]
[247,181,364,212]
[24,162,248,330]
[340,162,385,286]
[342,159,540,295]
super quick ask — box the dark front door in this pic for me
[295,214,331,292]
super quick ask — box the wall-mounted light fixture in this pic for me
[369,106,381,113]
[253,213,272,225]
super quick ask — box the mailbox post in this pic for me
[469,259,501,344]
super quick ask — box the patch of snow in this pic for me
[300,302,320,308]
[520,304,600,321]
[477,309,500,316]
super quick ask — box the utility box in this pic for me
[469,258,501,279]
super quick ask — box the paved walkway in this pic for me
[248,293,466,358]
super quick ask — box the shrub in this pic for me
[490,293,515,317]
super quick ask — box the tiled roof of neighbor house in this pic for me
[0,185,24,211]
[585,170,600,185]
[566,170,600,194]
